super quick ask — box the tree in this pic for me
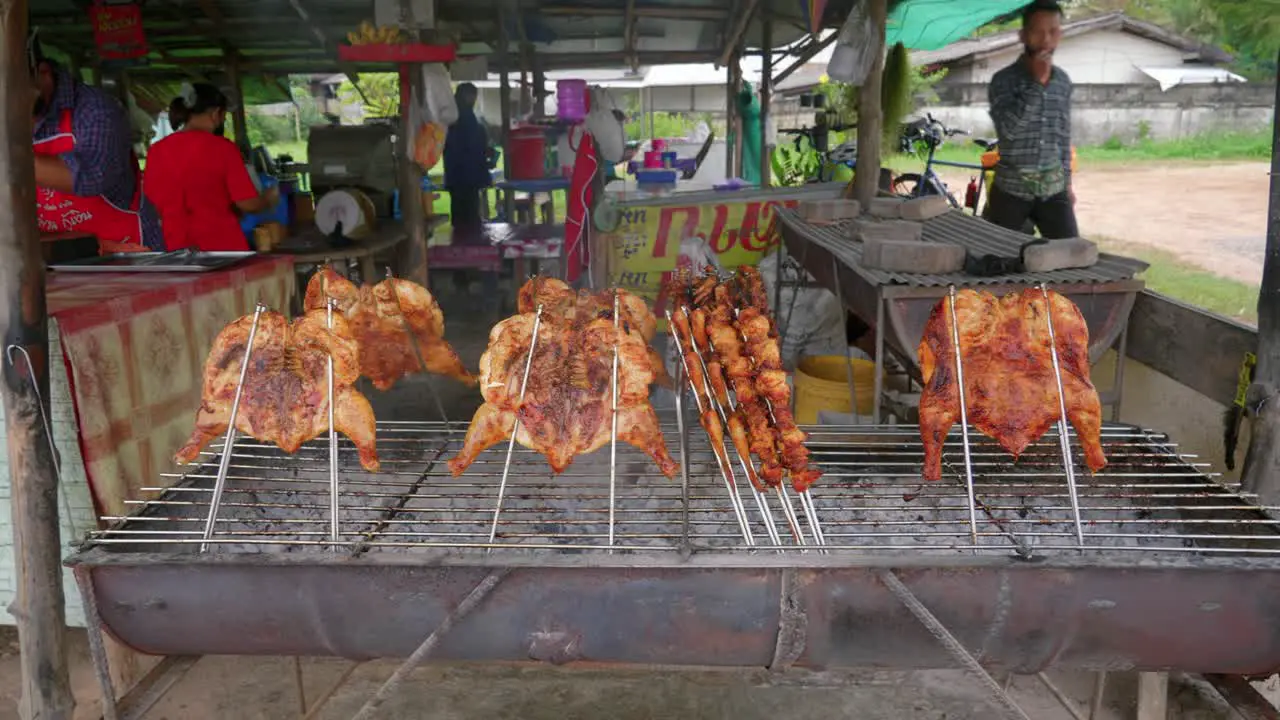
[338,73,401,119]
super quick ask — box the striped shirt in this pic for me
[33,70,163,249]
[987,60,1073,200]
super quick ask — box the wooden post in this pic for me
[497,5,515,222]
[0,2,75,719]
[397,64,429,286]
[1136,672,1168,720]
[724,61,737,179]
[760,17,772,188]
[1242,51,1280,503]
[226,49,251,159]
[851,0,887,206]
[732,53,744,179]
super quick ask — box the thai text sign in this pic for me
[91,2,148,61]
[602,196,802,317]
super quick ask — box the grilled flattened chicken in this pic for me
[918,288,1106,481]
[304,268,476,390]
[175,308,380,471]
[449,308,678,478]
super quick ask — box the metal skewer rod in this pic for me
[488,305,545,546]
[946,286,980,549]
[728,305,818,547]
[1037,284,1086,546]
[678,306,777,546]
[325,299,340,548]
[608,290,621,550]
[665,310,755,546]
[385,267,452,428]
[200,303,266,552]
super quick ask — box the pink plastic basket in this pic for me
[556,79,588,123]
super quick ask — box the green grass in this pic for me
[1097,238,1259,325]
[882,128,1273,174]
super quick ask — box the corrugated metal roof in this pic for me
[777,208,1150,288]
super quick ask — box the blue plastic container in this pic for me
[239,176,288,236]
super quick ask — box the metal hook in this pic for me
[4,343,78,541]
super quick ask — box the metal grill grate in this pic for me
[88,421,1280,557]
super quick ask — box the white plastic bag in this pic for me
[421,64,458,126]
[584,86,626,163]
[756,251,846,371]
[826,3,878,85]
[662,234,724,380]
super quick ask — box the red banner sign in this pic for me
[91,2,148,60]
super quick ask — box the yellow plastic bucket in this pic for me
[794,355,878,424]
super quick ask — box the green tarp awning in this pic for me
[886,0,1029,50]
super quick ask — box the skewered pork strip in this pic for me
[176,308,380,471]
[670,307,751,487]
[303,268,476,390]
[917,288,1107,481]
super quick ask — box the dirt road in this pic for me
[932,161,1272,285]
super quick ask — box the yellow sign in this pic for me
[601,195,803,317]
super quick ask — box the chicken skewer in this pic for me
[681,304,784,547]
[734,268,823,493]
[668,308,756,545]
[721,268,823,545]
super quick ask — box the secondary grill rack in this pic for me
[88,420,1280,557]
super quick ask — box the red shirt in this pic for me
[144,131,258,251]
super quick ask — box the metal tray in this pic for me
[49,250,255,273]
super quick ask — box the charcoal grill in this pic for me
[66,294,1280,720]
[774,208,1148,422]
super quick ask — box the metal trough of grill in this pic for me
[68,420,1280,675]
[774,209,1148,420]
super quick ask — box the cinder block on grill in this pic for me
[799,199,861,223]
[867,197,906,218]
[1022,238,1099,273]
[851,218,924,243]
[862,238,965,274]
[899,195,951,221]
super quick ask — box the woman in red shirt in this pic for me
[144,83,276,251]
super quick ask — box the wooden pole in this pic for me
[1241,51,1280,502]
[732,52,743,179]
[397,63,429,286]
[724,61,736,179]
[851,0,887,206]
[497,5,515,222]
[0,1,75,718]
[760,16,772,188]
[226,49,251,159]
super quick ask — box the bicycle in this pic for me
[891,114,998,215]
[775,123,858,185]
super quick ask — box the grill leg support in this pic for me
[1136,672,1168,720]
[350,569,511,720]
[877,569,1031,720]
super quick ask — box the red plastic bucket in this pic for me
[508,126,546,180]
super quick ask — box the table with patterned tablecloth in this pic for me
[47,255,295,517]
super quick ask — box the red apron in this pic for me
[33,109,148,255]
[563,125,597,284]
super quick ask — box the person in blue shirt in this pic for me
[443,82,491,233]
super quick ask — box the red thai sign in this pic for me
[91,2,148,61]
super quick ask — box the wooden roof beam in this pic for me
[539,4,729,20]
[718,0,760,67]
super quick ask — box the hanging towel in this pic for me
[563,125,598,284]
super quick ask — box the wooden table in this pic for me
[271,222,410,284]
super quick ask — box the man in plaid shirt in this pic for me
[29,31,163,252]
[985,0,1078,239]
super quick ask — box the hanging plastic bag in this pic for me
[421,64,458,126]
[826,3,878,85]
[413,121,446,171]
[584,86,626,163]
[756,251,845,371]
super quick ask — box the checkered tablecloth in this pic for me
[501,235,561,260]
[48,256,294,516]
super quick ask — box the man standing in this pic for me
[443,82,492,233]
[29,30,163,253]
[985,0,1077,239]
